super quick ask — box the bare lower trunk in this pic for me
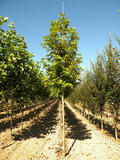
[7,100,9,119]
[10,77,14,138]
[115,122,118,140]
[10,98,14,137]
[114,109,118,140]
[21,106,24,132]
[101,112,103,130]
[61,90,66,154]
[88,110,90,121]
[93,114,95,124]
[34,99,37,115]
[83,105,85,117]
[100,106,103,130]
[29,104,32,120]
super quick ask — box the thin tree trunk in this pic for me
[7,99,9,119]
[21,106,24,132]
[10,77,14,138]
[34,99,36,115]
[10,98,14,137]
[115,122,118,140]
[114,109,118,140]
[93,114,95,124]
[29,103,32,120]
[83,105,85,117]
[88,110,90,121]
[61,90,66,154]
[101,111,103,130]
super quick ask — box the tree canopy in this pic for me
[41,13,82,98]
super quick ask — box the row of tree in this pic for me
[0,16,50,135]
[68,34,120,139]
[0,14,83,153]
[1,13,119,155]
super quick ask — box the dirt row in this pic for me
[0,100,120,160]
[65,101,120,160]
[0,100,60,160]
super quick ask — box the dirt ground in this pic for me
[0,100,120,160]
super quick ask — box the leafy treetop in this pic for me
[41,13,82,97]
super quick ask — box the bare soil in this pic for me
[65,101,120,160]
[0,100,120,160]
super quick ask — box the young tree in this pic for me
[83,71,97,120]
[41,13,82,152]
[91,53,106,130]
[105,36,120,139]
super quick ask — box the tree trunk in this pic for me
[61,90,66,153]
[21,106,24,133]
[10,98,14,137]
[29,103,32,120]
[115,122,118,140]
[7,99,9,119]
[88,110,90,121]
[114,109,118,140]
[93,114,95,124]
[10,77,14,138]
[34,99,37,115]
[101,111,103,130]
[83,105,85,117]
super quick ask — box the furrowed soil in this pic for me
[0,100,120,160]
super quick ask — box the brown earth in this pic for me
[0,100,120,160]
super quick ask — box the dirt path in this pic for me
[0,100,60,160]
[65,101,120,160]
[0,100,120,160]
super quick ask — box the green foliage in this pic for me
[41,13,82,97]
[0,16,50,108]
[0,16,8,26]
[0,18,32,101]
[68,35,120,117]
[115,35,120,46]
[91,53,106,113]
[105,35,120,110]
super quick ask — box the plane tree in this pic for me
[0,17,49,135]
[41,13,82,152]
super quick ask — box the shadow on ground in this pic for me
[13,101,59,141]
[0,104,37,120]
[74,105,120,139]
[65,105,91,140]
[0,101,54,133]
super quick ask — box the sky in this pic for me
[0,0,120,69]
